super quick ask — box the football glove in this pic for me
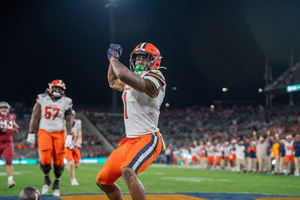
[68,144,75,151]
[13,128,19,134]
[65,135,73,148]
[110,44,123,56]
[26,133,35,144]
[107,44,123,61]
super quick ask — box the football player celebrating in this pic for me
[65,110,82,186]
[0,101,19,188]
[96,43,166,200]
[27,80,73,196]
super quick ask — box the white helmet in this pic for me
[0,101,10,115]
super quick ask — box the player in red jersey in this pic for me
[0,101,19,188]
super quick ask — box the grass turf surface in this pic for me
[0,164,299,197]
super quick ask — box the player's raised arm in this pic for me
[110,57,158,98]
[108,63,125,92]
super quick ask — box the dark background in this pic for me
[2,0,300,109]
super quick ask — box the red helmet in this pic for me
[129,42,162,71]
[48,79,66,97]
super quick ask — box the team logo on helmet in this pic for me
[0,101,10,115]
[129,42,162,72]
[48,79,66,97]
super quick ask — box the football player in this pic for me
[275,133,294,175]
[96,43,166,200]
[65,110,82,186]
[223,141,231,170]
[205,141,214,169]
[27,80,73,196]
[0,101,19,188]
[190,141,200,165]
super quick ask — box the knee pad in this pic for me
[40,164,52,174]
[54,165,64,178]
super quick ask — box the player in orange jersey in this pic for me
[27,80,73,197]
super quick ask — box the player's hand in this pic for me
[253,131,256,136]
[267,130,270,135]
[107,44,123,61]
[75,143,81,150]
[65,135,72,148]
[275,133,279,139]
[26,133,35,144]
[13,128,19,134]
[2,128,8,133]
[110,44,123,56]
[68,144,75,151]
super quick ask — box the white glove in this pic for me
[76,143,81,149]
[26,133,35,144]
[65,135,73,148]
[275,133,279,139]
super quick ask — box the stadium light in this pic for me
[222,87,228,92]
[258,88,263,93]
[173,87,177,91]
[165,103,170,107]
[210,105,215,109]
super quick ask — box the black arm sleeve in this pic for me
[65,108,72,117]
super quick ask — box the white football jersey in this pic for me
[70,119,81,146]
[215,146,223,157]
[205,145,214,156]
[284,140,294,155]
[122,70,166,138]
[37,94,73,133]
[190,146,200,156]
[223,146,231,157]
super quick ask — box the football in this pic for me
[18,187,41,200]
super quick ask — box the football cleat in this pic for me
[42,184,49,194]
[7,180,15,188]
[129,42,162,72]
[53,189,60,196]
[71,179,79,186]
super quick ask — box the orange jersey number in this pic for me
[45,106,60,120]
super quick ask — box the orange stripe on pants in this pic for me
[38,129,66,166]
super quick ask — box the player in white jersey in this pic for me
[223,141,231,170]
[205,142,214,169]
[27,80,73,197]
[172,147,180,165]
[65,110,82,186]
[275,134,294,175]
[96,43,166,200]
[180,146,190,167]
[214,143,223,169]
[190,141,200,165]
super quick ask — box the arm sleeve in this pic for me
[65,107,72,116]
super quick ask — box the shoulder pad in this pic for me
[8,113,16,120]
[144,70,166,86]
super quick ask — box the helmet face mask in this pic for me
[129,42,161,72]
[48,80,66,98]
[0,101,10,115]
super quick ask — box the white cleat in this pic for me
[295,173,299,177]
[71,179,79,186]
[7,180,16,188]
[42,184,49,194]
[53,189,60,196]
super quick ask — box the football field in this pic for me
[0,164,300,200]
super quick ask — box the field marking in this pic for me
[161,177,229,182]
[0,171,32,176]
[139,172,164,175]
[60,194,205,200]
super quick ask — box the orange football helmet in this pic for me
[48,79,66,97]
[129,42,162,71]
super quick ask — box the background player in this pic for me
[0,101,19,188]
[96,43,166,200]
[65,110,82,186]
[27,80,73,196]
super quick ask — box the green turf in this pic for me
[0,164,299,196]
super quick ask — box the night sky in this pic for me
[2,0,300,109]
